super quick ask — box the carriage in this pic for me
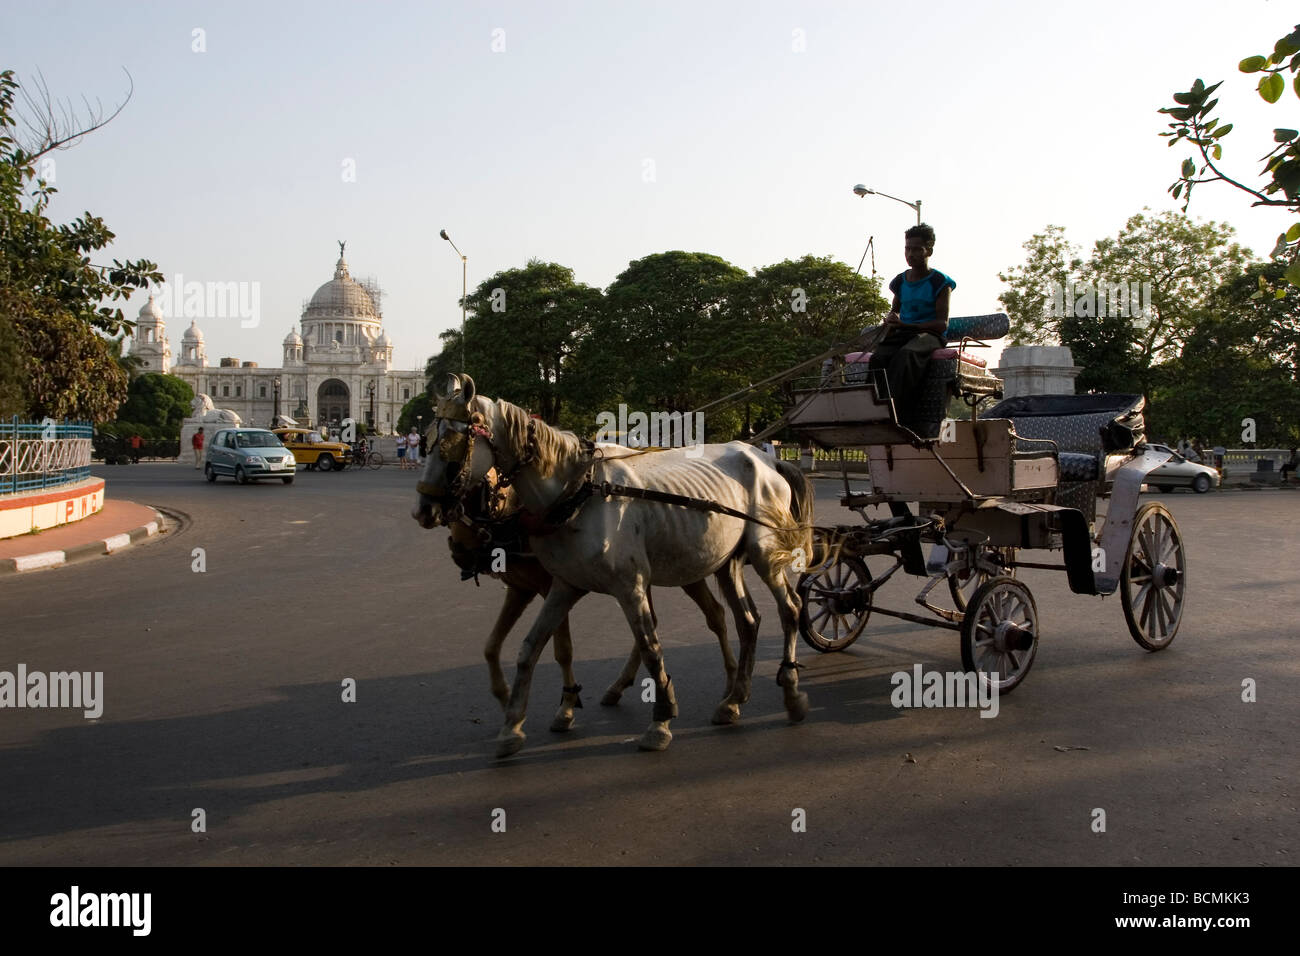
[414,312,1187,755]
[779,312,1186,694]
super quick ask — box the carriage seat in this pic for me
[984,393,1146,522]
[822,313,1010,438]
[1058,452,1100,482]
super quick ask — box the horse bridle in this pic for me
[434,408,539,511]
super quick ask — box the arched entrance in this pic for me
[317,379,350,428]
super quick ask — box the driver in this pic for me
[868,223,954,432]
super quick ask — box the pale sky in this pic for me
[4,0,1295,373]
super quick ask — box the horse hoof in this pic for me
[712,702,741,725]
[637,727,672,752]
[787,692,810,723]
[550,712,576,733]
[600,689,623,707]
[495,730,526,758]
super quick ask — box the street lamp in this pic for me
[273,377,281,424]
[853,184,922,224]
[367,380,375,430]
[439,228,467,372]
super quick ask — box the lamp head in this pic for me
[852,184,872,197]
[439,229,450,240]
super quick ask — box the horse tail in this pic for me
[761,457,815,573]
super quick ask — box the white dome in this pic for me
[376,330,391,346]
[137,295,163,320]
[304,251,377,319]
[182,320,204,342]
[283,328,303,345]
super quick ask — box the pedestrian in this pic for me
[1282,447,1299,484]
[408,427,421,466]
[129,433,144,464]
[192,427,205,469]
[396,430,408,469]
[868,222,954,433]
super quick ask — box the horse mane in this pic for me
[491,399,585,479]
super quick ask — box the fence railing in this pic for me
[0,419,94,494]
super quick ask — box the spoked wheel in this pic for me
[1121,502,1185,651]
[960,576,1039,696]
[366,452,383,470]
[948,546,1016,612]
[797,555,873,653]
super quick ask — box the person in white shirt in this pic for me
[396,432,408,469]
[407,428,421,466]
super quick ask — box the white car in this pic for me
[1145,444,1220,494]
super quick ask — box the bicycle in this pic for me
[344,442,383,470]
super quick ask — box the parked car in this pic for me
[272,427,352,471]
[205,429,296,484]
[1145,443,1220,493]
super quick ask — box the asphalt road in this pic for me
[0,461,1295,866]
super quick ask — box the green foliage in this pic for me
[999,211,1253,395]
[0,69,161,422]
[113,373,193,437]
[577,251,750,432]
[1151,262,1300,446]
[421,251,886,442]
[397,391,434,435]
[1158,24,1300,287]
[429,259,599,425]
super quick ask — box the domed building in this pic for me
[139,244,426,434]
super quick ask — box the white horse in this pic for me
[443,475,749,734]
[412,374,814,756]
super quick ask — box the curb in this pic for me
[0,511,165,575]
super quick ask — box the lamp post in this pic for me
[439,228,467,371]
[273,377,281,424]
[367,381,375,430]
[852,184,922,224]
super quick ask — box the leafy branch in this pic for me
[1158,24,1300,289]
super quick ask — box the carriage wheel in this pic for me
[1121,502,1185,651]
[797,555,873,653]
[960,576,1038,696]
[948,547,1016,612]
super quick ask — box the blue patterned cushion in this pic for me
[945,313,1009,342]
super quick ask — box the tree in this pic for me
[0,70,160,422]
[426,259,600,425]
[1152,260,1300,446]
[113,373,193,437]
[579,251,749,430]
[1158,24,1300,287]
[704,255,887,438]
[998,211,1254,395]
[397,391,434,435]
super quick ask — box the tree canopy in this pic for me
[0,69,160,423]
[999,211,1254,396]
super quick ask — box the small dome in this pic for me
[138,295,163,321]
[376,330,391,347]
[283,328,303,346]
[182,320,204,342]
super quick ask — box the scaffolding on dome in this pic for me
[359,276,385,316]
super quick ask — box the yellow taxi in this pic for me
[272,427,353,471]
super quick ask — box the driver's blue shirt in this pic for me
[889,269,956,336]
